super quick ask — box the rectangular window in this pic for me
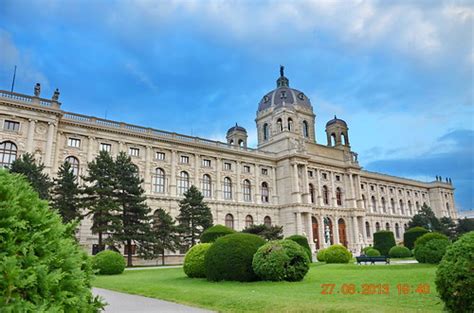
[371,185,375,191]
[322,173,327,179]
[67,138,81,148]
[3,120,20,132]
[381,187,384,192]
[180,155,189,164]
[261,168,268,175]
[361,184,365,189]
[308,170,313,177]
[100,143,111,152]
[129,147,140,157]
[335,175,341,181]
[156,152,165,160]
[224,162,232,171]
[243,165,251,173]
[202,159,211,167]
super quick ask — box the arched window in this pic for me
[263,123,269,140]
[302,121,309,137]
[371,196,377,212]
[65,156,80,177]
[446,202,450,213]
[288,118,293,131]
[223,177,232,199]
[375,222,380,232]
[277,118,283,132]
[153,168,165,193]
[391,198,395,214]
[342,133,347,145]
[408,201,412,215]
[336,187,343,206]
[225,213,234,229]
[385,222,390,231]
[245,215,254,227]
[330,133,336,146]
[416,201,420,210]
[243,179,251,201]
[178,171,189,195]
[399,199,404,214]
[261,182,269,203]
[0,141,17,168]
[365,221,371,238]
[202,174,211,198]
[381,197,386,213]
[322,186,329,205]
[264,216,272,227]
[238,139,244,147]
[309,183,315,203]
[395,223,400,238]
[362,194,367,209]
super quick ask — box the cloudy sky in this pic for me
[1,0,473,211]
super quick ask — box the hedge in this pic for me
[414,239,450,264]
[365,248,381,257]
[316,249,327,262]
[403,227,429,250]
[324,245,352,263]
[388,246,412,258]
[436,231,474,313]
[286,235,312,261]
[93,250,126,275]
[200,224,235,243]
[414,232,448,249]
[373,231,396,256]
[183,243,212,278]
[205,233,265,282]
[252,240,310,281]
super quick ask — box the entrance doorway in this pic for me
[338,218,348,247]
[312,216,320,249]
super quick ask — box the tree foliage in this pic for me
[456,217,474,236]
[408,204,440,231]
[51,161,82,223]
[9,153,51,200]
[242,224,284,241]
[151,208,181,265]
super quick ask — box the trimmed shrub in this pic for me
[316,248,327,262]
[414,232,448,249]
[0,170,103,311]
[362,246,373,254]
[373,231,396,256]
[436,231,474,313]
[286,235,312,261]
[205,233,266,282]
[93,250,126,275]
[252,240,310,281]
[365,248,381,257]
[389,246,412,258]
[183,243,212,278]
[324,244,352,263]
[403,227,429,250]
[414,239,450,264]
[200,224,235,243]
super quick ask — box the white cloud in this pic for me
[124,61,158,92]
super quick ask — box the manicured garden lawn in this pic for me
[93,263,443,312]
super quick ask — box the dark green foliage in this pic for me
[373,231,396,256]
[286,235,312,261]
[51,161,82,223]
[241,224,284,240]
[0,170,103,311]
[151,208,181,266]
[183,243,211,278]
[403,227,429,250]
[408,204,440,231]
[252,240,310,281]
[177,185,213,247]
[362,246,373,254]
[438,216,457,240]
[456,218,474,236]
[414,232,448,249]
[436,232,474,313]
[316,249,327,262]
[9,152,51,200]
[205,233,266,282]
[93,250,126,275]
[324,244,352,263]
[389,246,412,258]
[200,224,235,243]
[414,239,450,264]
[365,248,381,257]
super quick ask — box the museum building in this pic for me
[0,69,457,259]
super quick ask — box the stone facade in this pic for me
[0,73,457,260]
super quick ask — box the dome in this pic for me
[257,66,312,113]
[326,115,347,127]
[227,123,247,135]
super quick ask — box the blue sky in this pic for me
[1,0,473,211]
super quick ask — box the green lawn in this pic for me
[92,263,443,313]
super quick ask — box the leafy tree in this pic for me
[438,216,457,240]
[408,204,440,231]
[51,161,82,223]
[177,185,213,247]
[82,151,119,251]
[456,217,474,236]
[151,208,181,265]
[242,224,284,240]
[9,153,51,200]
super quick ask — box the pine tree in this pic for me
[408,204,440,231]
[9,153,52,200]
[82,151,119,251]
[51,161,82,223]
[151,208,181,265]
[177,185,213,247]
[112,152,153,267]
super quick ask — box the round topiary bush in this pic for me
[414,232,449,249]
[200,224,236,243]
[316,248,327,262]
[403,227,429,250]
[0,170,103,311]
[286,235,312,261]
[414,239,450,264]
[183,243,212,278]
[252,240,310,281]
[373,231,396,256]
[205,233,266,282]
[362,246,373,254]
[365,248,381,257]
[93,250,126,275]
[436,231,474,313]
[324,244,352,264]
[389,246,412,258]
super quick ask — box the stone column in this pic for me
[352,216,359,251]
[333,216,340,244]
[303,164,309,203]
[361,217,368,244]
[87,137,95,163]
[293,163,300,203]
[295,212,302,235]
[44,122,55,172]
[144,146,151,193]
[255,163,260,204]
[194,153,200,187]
[119,141,124,153]
[319,215,326,248]
[216,157,221,200]
[170,150,177,196]
[236,161,241,202]
[272,166,278,203]
[316,168,323,206]
[375,183,381,213]
[26,119,36,153]
[331,172,337,207]
[306,213,314,252]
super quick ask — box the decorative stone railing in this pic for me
[0,90,61,109]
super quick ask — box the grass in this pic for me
[93,263,443,313]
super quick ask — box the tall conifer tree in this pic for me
[10,153,51,200]
[151,208,181,265]
[51,161,82,223]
